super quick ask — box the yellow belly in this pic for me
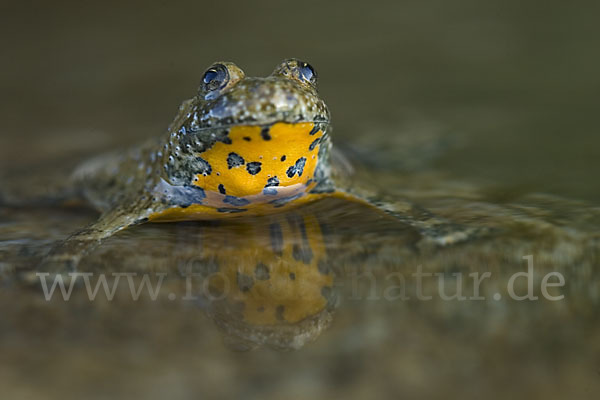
[150,122,325,221]
[195,122,322,198]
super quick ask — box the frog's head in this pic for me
[160,60,333,215]
[194,59,329,128]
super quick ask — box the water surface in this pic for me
[1,1,599,399]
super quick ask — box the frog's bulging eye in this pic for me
[202,64,229,93]
[272,59,318,88]
[203,69,218,84]
[199,62,245,100]
[299,62,316,85]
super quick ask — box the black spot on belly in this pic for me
[286,166,295,178]
[172,185,206,207]
[254,263,270,280]
[289,272,296,280]
[275,305,285,321]
[218,184,226,194]
[243,136,251,141]
[269,223,283,255]
[309,138,320,151]
[263,187,277,195]
[237,272,254,292]
[246,162,262,175]
[195,157,212,176]
[223,195,250,206]
[309,125,320,135]
[286,157,307,178]
[217,207,247,213]
[280,155,286,162]
[265,176,279,187]
[261,126,272,141]
[227,152,245,169]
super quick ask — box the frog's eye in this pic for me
[201,64,229,93]
[298,62,316,85]
[272,59,318,88]
[199,62,245,99]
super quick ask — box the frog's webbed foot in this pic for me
[371,199,486,247]
[20,209,146,286]
[327,190,488,248]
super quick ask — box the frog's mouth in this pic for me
[192,121,327,208]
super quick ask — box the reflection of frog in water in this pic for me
[184,207,337,350]
[149,198,418,350]
[30,59,476,277]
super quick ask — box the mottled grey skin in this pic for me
[27,59,478,281]
[75,60,331,213]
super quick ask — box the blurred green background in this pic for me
[1,0,598,200]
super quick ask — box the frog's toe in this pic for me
[417,223,492,248]
[367,199,493,247]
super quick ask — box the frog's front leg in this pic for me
[325,190,486,247]
[21,207,148,284]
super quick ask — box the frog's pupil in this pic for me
[202,65,230,96]
[203,69,218,84]
[300,63,315,83]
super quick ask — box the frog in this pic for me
[26,59,478,281]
